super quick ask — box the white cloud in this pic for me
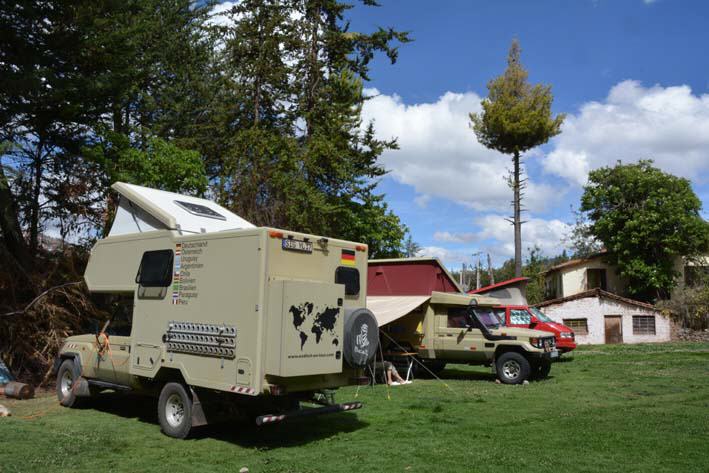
[424,214,571,269]
[416,246,477,267]
[208,1,239,27]
[414,194,431,208]
[544,80,709,185]
[433,231,478,244]
[362,89,564,212]
[473,214,571,260]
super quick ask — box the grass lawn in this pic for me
[1,342,708,473]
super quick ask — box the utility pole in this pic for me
[487,253,495,285]
[476,259,481,289]
[471,252,483,290]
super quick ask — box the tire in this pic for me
[420,360,446,376]
[495,352,531,385]
[158,382,193,439]
[56,359,80,407]
[536,359,552,379]
[343,308,379,368]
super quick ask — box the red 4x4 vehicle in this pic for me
[494,306,576,354]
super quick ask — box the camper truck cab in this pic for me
[54,182,379,438]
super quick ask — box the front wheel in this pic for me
[495,352,530,385]
[56,359,80,407]
[158,382,193,439]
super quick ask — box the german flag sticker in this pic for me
[341,249,356,266]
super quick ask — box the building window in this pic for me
[563,318,588,335]
[586,268,607,291]
[545,272,563,299]
[632,315,656,335]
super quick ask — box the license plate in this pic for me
[550,350,559,358]
[282,238,313,253]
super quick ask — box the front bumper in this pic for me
[529,349,558,360]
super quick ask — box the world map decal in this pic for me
[289,302,340,350]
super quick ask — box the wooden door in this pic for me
[604,315,623,344]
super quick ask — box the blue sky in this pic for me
[342,0,709,269]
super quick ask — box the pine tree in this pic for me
[470,40,564,277]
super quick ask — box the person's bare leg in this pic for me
[386,369,394,385]
[392,369,405,383]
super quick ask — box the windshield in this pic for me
[530,307,554,323]
[474,308,502,329]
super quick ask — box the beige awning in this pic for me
[367,295,430,327]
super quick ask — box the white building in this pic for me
[544,250,709,301]
[537,289,673,345]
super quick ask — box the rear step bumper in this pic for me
[256,401,363,426]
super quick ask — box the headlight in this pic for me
[529,337,541,348]
[560,332,574,339]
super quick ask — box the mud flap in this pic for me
[70,377,92,399]
[190,388,208,427]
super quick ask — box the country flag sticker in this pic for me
[341,249,356,266]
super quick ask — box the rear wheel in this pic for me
[158,382,193,439]
[495,352,530,385]
[421,359,446,376]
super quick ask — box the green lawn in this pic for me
[1,342,708,473]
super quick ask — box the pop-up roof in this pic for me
[468,277,529,305]
[368,257,463,296]
[108,182,255,236]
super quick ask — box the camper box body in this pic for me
[83,227,368,396]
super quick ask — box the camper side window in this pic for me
[136,249,174,287]
[335,267,360,296]
[447,308,469,328]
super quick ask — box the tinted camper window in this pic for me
[335,267,360,296]
[136,250,174,287]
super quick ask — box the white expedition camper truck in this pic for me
[55,182,379,438]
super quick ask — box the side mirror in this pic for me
[529,316,539,327]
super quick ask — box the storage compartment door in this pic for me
[276,280,345,377]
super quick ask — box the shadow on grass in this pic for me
[434,368,496,382]
[82,392,369,448]
[555,356,575,363]
[425,368,556,384]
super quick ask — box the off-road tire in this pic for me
[495,352,530,385]
[418,359,446,377]
[536,359,552,380]
[158,382,193,439]
[56,359,81,407]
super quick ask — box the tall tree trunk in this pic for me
[0,160,33,271]
[28,140,44,255]
[513,150,522,277]
[304,4,320,139]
